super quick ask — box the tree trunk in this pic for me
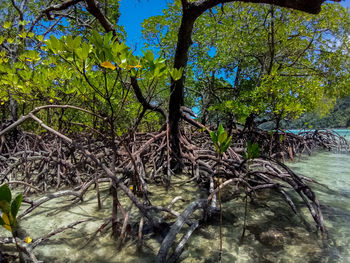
[168,11,197,169]
[201,103,209,125]
[168,0,328,167]
[59,0,328,171]
[9,97,18,121]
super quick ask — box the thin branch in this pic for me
[42,0,82,20]
[130,77,167,119]
[0,104,105,137]
[11,0,24,21]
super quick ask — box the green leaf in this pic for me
[81,42,90,60]
[128,55,138,67]
[220,136,232,153]
[143,50,154,62]
[73,36,82,49]
[0,216,5,225]
[18,32,27,39]
[130,68,137,77]
[76,42,90,60]
[65,86,77,94]
[75,48,83,59]
[19,20,27,26]
[154,64,161,77]
[89,30,103,47]
[3,22,12,29]
[170,67,183,81]
[217,124,225,137]
[36,35,44,42]
[0,184,11,203]
[11,194,22,218]
[103,31,114,47]
[245,141,260,160]
[209,131,218,144]
[25,50,40,61]
[112,42,128,58]
[48,35,62,53]
[65,35,74,50]
[214,144,220,153]
[251,143,260,158]
[0,200,10,213]
[279,135,284,142]
[218,131,228,144]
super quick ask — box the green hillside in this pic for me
[287,96,350,129]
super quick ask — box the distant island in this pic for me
[285,96,350,129]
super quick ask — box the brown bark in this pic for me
[33,0,339,173]
[130,77,167,119]
[167,0,335,167]
[168,10,197,169]
[43,0,82,19]
[84,0,116,35]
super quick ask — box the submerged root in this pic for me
[1,114,347,262]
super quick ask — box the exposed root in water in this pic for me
[156,199,208,263]
[0,107,348,262]
[31,220,90,250]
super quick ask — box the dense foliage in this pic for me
[0,1,349,135]
[0,1,349,262]
[143,1,350,130]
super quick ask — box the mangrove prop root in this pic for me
[1,107,348,261]
[156,199,208,263]
[31,220,90,249]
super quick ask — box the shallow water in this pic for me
[287,129,350,138]
[1,151,350,263]
[182,151,350,263]
[288,151,350,263]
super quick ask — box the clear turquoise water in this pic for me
[287,151,350,263]
[287,129,350,139]
[2,145,350,262]
[181,150,350,263]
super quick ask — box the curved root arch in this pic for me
[1,106,348,262]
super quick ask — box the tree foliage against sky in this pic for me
[143,1,350,129]
[0,2,347,260]
[0,0,348,138]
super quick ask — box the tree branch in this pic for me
[42,0,82,20]
[11,0,24,21]
[84,0,116,34]
[130,77,167,119]
[191,0,340,15]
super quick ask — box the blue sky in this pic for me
[119,0,170,52]
[119,0,350,54]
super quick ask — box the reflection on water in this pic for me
[1,151,350,262]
